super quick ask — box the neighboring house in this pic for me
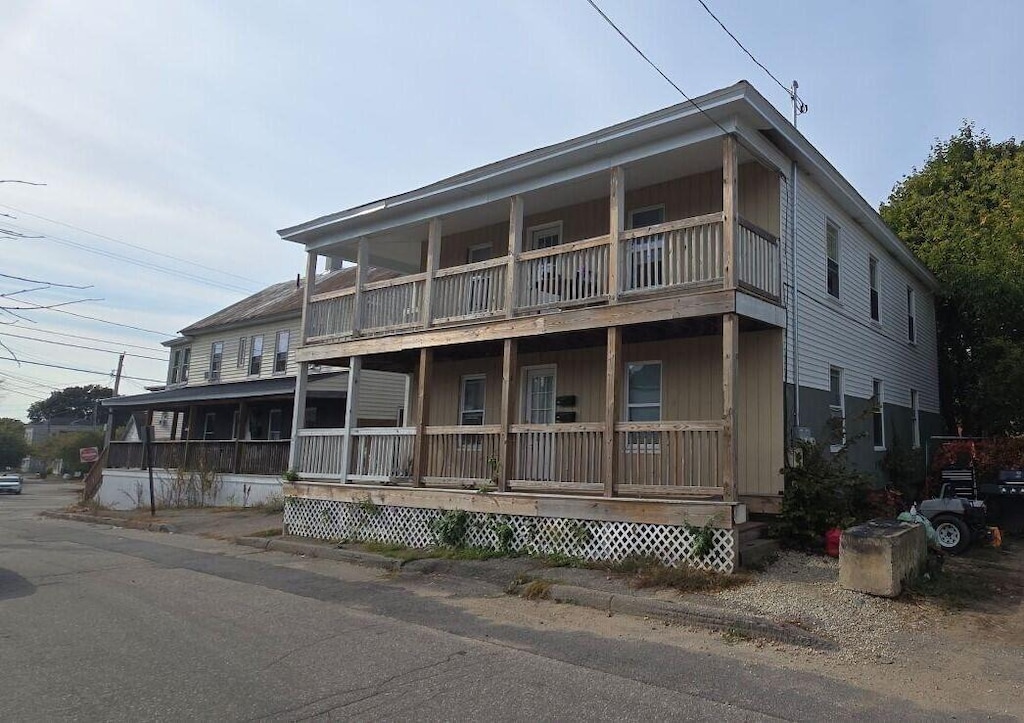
[24,416,102,446]
[99,267,410,478]
[273,80,941,571]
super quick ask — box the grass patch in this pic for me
[357,541,508,563]
[594,554,750,594]
[721,626,753,645]
[522,580,552,600]
[903,570,997,611]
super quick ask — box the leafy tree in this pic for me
[0,417,28,469]
[33,430,104,476]
[26,385,113,423]
[881,123,1024,435]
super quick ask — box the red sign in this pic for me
[79,447,100,464]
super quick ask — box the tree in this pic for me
[33,429,104,475]
[880,123,1024,436]
[26,385,113,423]
[0,417,28,469]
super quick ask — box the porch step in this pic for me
[736,521,770,545]
[739,538,780,570]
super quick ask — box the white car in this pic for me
[0,473,23,495]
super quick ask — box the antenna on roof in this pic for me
[790,80,809,127]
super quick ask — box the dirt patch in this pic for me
[61,504,283,540]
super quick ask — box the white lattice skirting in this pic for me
[284,497,736,573]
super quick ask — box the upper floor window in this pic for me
[169,346,191,385]
[527,222,562,251]
[249,335,264,376]
[274,331,290,374]
[872,379,885,450]
[825,220,840,299]
[466,243,491,263]
[625,206,666,291]
[868,256,880,321]
[829,365,845,450]
[209,341,223,381]
[236,336,247,368]
[906,286,917,343]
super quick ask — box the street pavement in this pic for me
[0,481,964,721]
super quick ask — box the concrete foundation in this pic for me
[839,519,926,597]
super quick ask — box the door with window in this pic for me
[626,206,665,291]
[519,366,556,481]
[527,223,563,305]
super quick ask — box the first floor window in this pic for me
[459,375,486,448]
[210,341,224,381]
[872,379,885,450]
[829,366,846,450]
[274,330,290,374]
[626,361,661,446]
[910,389,921,449]
[203,412,216,440]
[268,409,283,440]
[249,335,264,376]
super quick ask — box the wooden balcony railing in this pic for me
[614,421,722,494]
[303,211,779,341]
[422,425,501,485]
[106,439,291,476]
[295,428,348,479]
[509,423,604,491]
[349,427,416,483]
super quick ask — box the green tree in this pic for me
[33,430,104,476]
[881,123,1024,435]
[26,385,113,423]
[0,417,28,469]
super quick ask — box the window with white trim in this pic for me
[169,346,191,385]
[872,379,885,450]
[829,366,846,450]
[268,409,283,440]
[248,335,263,376]
[906,286,917,343]
[274,330,290,374]
[236,336,247,368]
[910,389,921,449]
[209,341,223,381]
[459,375,486,448]
[527,222,562,251]
[825,220,840,299]
[626,361,661,448]
[869,256,880,321]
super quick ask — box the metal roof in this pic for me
[99,372,346,410]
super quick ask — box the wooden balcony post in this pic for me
[498,338,518,492]
[287,362,309,472]
[722,313,739,501]
[300,251,317,344]
[232,400,249,474]
[723,135,738,290]
[411,347,433,487]
[603,325,621,497]
[340,356,362,483]
[505,196,524,317]
[169,411,179,441]
[352,237,368,335]
[422,218,442,327]
[609,167,625,301]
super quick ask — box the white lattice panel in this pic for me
[284,497,735,573]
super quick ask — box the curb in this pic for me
[235,537,402,571]
[40,510,176,534]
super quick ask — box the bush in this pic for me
[880,432,926,501]
[772,441,871,547]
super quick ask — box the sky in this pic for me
[1,0,1021,421]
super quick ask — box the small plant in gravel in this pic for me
[598,554,749,593]
[521,580,552,600]
[256,495,285,514]
[282,470,299,482]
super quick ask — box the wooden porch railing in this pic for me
[361,274,425,333]
[614,421,722,493]
[306,288,355,340]
[349,427,416,482]
[236,440,291,475]
[431,259,507,323]
[736,217,781,301]
[106,440,290,476]
[618,213,724,295]
[295,428,348,479]
[422,425,501,485]
[516,235,610,310]
[509,423,604,489]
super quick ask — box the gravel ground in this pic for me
[709,551,928,662]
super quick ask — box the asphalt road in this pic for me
[0,481,961,721]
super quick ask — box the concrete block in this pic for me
[839,519,926,597]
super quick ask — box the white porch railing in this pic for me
[432,259,507,323]
[306,289,356,340]
[362,275,425,333]
[296,428,348,479]
[517,235,611,310]
[422,425,501,484]
[614,421,722,490]
[349,427,416,482]
[619,213,723,295]
[510,423,604,487]
[737,218,781,301]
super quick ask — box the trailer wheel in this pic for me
[932,514,971,554]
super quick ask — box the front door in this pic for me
[519,366,556,481]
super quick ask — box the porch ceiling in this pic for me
[100,373,347,410]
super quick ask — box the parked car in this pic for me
[0,473,23,495]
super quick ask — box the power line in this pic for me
[583,0,732,138]
[0,330,166,361]
[2,325,166,353]
[0,357,164,384]
[0,203,263,288]
[3,297,172,336]
[0,272,91,289]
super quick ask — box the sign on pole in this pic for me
[79,447,100,464]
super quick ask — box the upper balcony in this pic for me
[292,135,783,356]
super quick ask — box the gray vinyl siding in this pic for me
[358,369,409,423]
[786,171,940,419]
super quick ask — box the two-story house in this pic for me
[275,81,942,572]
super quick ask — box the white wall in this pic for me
[98,468,283,510]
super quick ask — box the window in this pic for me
[209,341,223,381]
[869,256,880,321]
[906,286,917,343]
[169,346,191,385]
[910,389,921,449]
[274,331,290,374]
[268,409,283,441]
[459,375,486,448]
[304,406,318,428]
[626,206,666,291]
[829,366,845,450]
[527,222,562,251]
[248,335,263,376]
[466,244,493,313]
[237,336,247,368]
[626,361,661,446]
[872,379,885,450]
[525,222,564,304]
[203,412,216,440]
[467,243,491,263]
[825,220,840,299]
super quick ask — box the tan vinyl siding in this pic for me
[424,331,783,495]
[182,318,302,386]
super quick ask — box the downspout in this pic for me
[790,159,801,434]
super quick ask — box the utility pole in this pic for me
[102,352,125,448]
[790,80,808,128]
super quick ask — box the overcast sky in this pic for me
[2,0,1021,421]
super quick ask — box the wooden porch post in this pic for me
[498,338,518,492]
[421,218,442,327]
[352,238,368,335]
[287,362,310,472]
[723,135,738,290]
[504,196,524,317]
[340,356,362,483]
[169,411,179,441]
[609,166,625,302]
[232,400,249,474]
[300,251,317,344]
[722,313,739,501]
[603,326,621,497]
[411,347,433,487]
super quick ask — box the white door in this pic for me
[520,366,556,481]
